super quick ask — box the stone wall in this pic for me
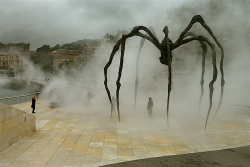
[0,102,35,151]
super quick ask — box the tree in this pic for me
[36,45,51,52]
[51,44,60,52]
[103,33,115,41]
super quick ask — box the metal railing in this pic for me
[222,103,250,116]
[0,92,42,105]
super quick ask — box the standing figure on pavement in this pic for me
[31,97,36,113]
[112,96,116,112]
[147,97,153,117]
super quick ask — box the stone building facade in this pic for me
[52,44,100,70]
[0,42,30,52]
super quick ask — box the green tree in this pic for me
[51,44,60,52]
[103,33,115,41]
[36,45,51,52]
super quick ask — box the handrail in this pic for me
[212,102,250,117]
[0,92,43,105]
[0,78,46,105]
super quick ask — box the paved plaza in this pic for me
[0,100,250,167]
[103,145,250,167]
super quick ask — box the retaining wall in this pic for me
[0,102,35,151]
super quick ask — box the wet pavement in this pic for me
[102,145,250,167]
[0,100,249,167]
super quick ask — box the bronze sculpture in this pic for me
[104,15,224,128]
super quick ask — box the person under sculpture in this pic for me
[31,97,36,113]
[104,15,224,128]
[147,98,153,117]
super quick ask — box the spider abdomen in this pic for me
[160,38,173,65]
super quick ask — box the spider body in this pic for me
[104,15,225,128]
[160,38,173,65]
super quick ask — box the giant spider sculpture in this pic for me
[104,15,225,128]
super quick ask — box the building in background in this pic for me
[0,42,31,77]
[52,49,83,57]
[52,43,100,73]
[0,42,30,52]
[53,55,76,69]
[0,52,8,69]
[0,52,24,77]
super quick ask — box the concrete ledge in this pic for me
[0,102,36,151]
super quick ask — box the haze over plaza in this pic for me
[0,0,250,166]
[0,0,196,50]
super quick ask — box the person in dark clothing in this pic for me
[147,97,153,117]
[31,97,36,113]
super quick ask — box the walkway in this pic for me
[0,100,249,167]
[103,145,250,167]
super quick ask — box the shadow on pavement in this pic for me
[102,146,250,167]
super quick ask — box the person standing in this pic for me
[31,97,36,113]
[147,97,153,117]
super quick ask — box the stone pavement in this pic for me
[0,100,249,167]
[102,145,250,167]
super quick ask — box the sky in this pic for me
[0,0,195,50]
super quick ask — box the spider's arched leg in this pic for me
[149,26,159,41]
[198,42,207,110]
[116,35,127,122]
[175,15,225,117]
[213,92,224,117]
[117,32,160,121]
[205,40,217,129]
[105,26,161,121]
[134,26,158,108]
[172,35,217,128]
[104,39,122,117]
[184,32,208,110]
[134,38,145,108]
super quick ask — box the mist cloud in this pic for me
[0,0,194,50]
[1,0,249,126]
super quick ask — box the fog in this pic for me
[3,0,250,128]
[0,0,193,50]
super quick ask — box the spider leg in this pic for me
[213,92,223,118]
[184,32,208,111]
[134,26,158,109]
[201,19,225,119]
[149,26,159,41]
[104,39,122,117]
[116,35,127,122]
[104,26,162,121]
[134,38,145,108]
[206,40,217,129]
[172,35,217,128]
[175,15,225,117]
[118,33,155,121]
[199,42,207,110]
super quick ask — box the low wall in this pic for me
[0,102,36,151]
